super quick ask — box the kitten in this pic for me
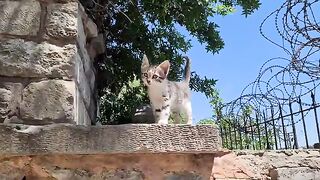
[141,55,192,124]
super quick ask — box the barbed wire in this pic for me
[221,0,320,132]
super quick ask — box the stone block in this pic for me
[45,2,78,40]
[84,61,96,91]
[85,63,96,91]
[84,18,98,39]
[0,153,215,179]
[20,80,75,124]
[75,85,91,125]
[270,167,320,180]
[0,80,23,123]
[87,33,105,59]
[213,150,320,180]
[75,52,96,124]
[77,7,86,46]
[0,124,222,155]
[0,0,41,36]
[0,39,76,78]
[75,53,92,108]
[165,171,202,180]
[88,97,97,124]
[79,3,98,39]
[94,169,144,180]
[77,42,96,90]
[212,152,258,179]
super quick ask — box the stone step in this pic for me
[0,124,222,155]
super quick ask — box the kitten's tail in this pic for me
[183,56,191,83]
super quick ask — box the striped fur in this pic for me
[141,55,192,124]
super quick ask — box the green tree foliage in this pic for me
[197,118,216,125]
[81,0,261,124]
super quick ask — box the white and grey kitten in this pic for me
[141,55,192,124]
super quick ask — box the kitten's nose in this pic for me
[147,80,151,84]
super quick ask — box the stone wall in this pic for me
[213,149,320,180]
[0,123,318,180]
[1,1,319,180]
[0,0,104,125]
[0,124,222,180]
[0,153,215,180]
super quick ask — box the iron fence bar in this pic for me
[311,92,320,143]
[279,104,288,149]
[222,124,226,148]
[277,105,320,120]
[223,96,320,150]
[271,107,278,150]
[243,116,249,149]
[228,123,233,149]
[255,112,262,149]
[289,100,298,149]
[219,123,224,148]
[278,129,282,149]
[263,111,270,149]
[238,119,243,150]
[233,121,238,149]
[237,104,320,131]
[249,116,255,150]
[299,97,309,148]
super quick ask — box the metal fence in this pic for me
[220,92,320,150]
[219,0,320,150]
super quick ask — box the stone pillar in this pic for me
[0,0,104,125]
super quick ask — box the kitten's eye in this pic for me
[142,73,148,77]
[152,75,158,79]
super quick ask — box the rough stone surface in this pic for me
[75,86,91,125]
[211,150,320,180]
[165,171,202,180]
[77,43,96,89]
[0,39,76,78]
[212,151,257,179]
[46,2,78,40]
[0,153,214,180]
[270,167,320,180]
[0,124,221,155]
[87,33,105,59]
[0,80,23,123]
[20,80,75,124]
[84,18,98,39]
[0,0,41,36]
[75,51,96,124]
[76,53,92,108]
[79,4,98,39]
[0,0,99,126]
[77,7,87,45]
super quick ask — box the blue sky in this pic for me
[186,0,320,147]
[188,0,287,122]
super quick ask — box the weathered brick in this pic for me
[20,80,75,124]
[0,39,76,78]
[0,81,23,123]
[45,2,78,40]
[75,86,91,125]
[270,167,320,180]
[0,0,41,36]
[75,53,92,108]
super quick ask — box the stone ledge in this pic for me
[0,124,221,155]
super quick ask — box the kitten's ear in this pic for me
[141,54,149,72]
[157,60,170,77]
